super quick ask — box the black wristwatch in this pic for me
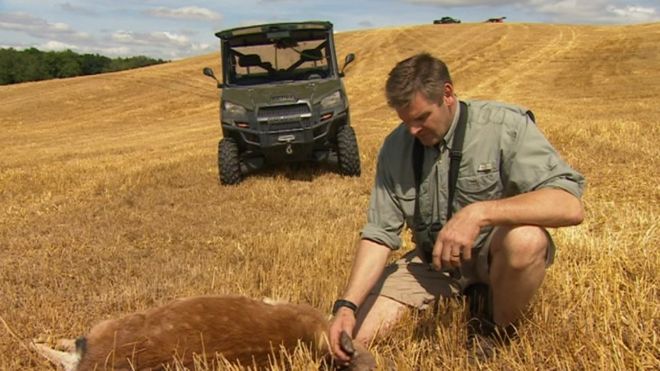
[332,299,358,316]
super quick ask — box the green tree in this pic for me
[0,48,17,84]
[0,47,167,85]
[80,53,111,75]
[14,48,50,82]
[57,50,82,78]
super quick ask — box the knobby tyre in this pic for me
[336,125,361,176]
[218,138,242,185]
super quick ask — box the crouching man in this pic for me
[329,52,585,363]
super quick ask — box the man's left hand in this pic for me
[431,202,485,270]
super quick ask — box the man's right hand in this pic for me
[329,307,357,363]
[328,239,391,363]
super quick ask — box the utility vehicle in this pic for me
[203,21,359,184]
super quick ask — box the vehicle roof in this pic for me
[216,21,333,40]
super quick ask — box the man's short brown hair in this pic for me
[385,52,452,109]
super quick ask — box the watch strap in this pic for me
[332,299,358,315]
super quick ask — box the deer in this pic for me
[31,295,376,370]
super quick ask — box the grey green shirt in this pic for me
[361,100,585,250]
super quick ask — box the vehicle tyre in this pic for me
[218,137,242,185]
[336,125,361,176]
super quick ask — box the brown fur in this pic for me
[35,296,375,370]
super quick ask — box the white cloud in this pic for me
[111,31,135,43]
[96,46,132,57]
[0,12,90,41]
[533,0,594,17]
[191,43,211,52]
[146,6,222,21]
[60,2,97,16]
[529,0,659,23]
[39,40,79,51]
[406,0,519,6]
[403,0,659,23]
[105,29,212,58]
[112,30,191,47]
[606,5,656,22]
[161,31,190,45]
[52,22,71,31]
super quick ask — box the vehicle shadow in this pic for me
[247,162,339,183]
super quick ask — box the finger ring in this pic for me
[451,253,461,257]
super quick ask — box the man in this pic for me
[329,53,585,362]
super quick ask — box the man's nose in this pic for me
[408,125,422,136]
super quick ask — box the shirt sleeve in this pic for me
[501,113,585,198]
[360,149,405,250]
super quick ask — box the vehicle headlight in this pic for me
[320,91,342,110]
[223,101,247,116]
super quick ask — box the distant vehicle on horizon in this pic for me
[485,16,507,23]
[433,16,461,24]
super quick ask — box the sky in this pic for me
[1,0,658,60]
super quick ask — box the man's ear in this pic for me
[443,82,456,105]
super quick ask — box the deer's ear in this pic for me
[338,332,377,370]
[31,340,82,371]
[339,331,355,355]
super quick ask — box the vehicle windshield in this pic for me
[223,29,333,86]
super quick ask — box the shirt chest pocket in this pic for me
[455,172,502,205]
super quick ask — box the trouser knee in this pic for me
[491,225,549,271]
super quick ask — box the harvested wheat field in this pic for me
[1,22,659,370]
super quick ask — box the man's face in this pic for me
[396,90,455,147]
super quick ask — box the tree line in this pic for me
[0,48,168,85]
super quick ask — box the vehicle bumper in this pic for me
[221,111,348,163]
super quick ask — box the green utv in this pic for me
[203,21,360,185]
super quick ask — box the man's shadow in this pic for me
[411,296,469,342]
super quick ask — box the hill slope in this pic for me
[1,23,658,370]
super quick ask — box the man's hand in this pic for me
[329,307,357,364]
[432,202,485,270]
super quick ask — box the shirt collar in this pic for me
[439,100,461,151]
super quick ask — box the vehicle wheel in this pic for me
[218,138,242,185]
[336,125,361,176]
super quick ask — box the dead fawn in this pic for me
[32,295,375,370]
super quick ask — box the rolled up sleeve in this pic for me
[360,151,405,250]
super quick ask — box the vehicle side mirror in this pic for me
[345,53,355,66]
[203,67,216,79]
[340,53,356,76]
[203,67,223,88]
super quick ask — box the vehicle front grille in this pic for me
[267,121,307,132]
[257,103,311,121]
[257,103,312,133]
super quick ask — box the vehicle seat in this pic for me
[300,49,323,62]
[239,54,262,67]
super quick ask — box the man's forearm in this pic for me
[340,239,392,307]
[477,188,584,228]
